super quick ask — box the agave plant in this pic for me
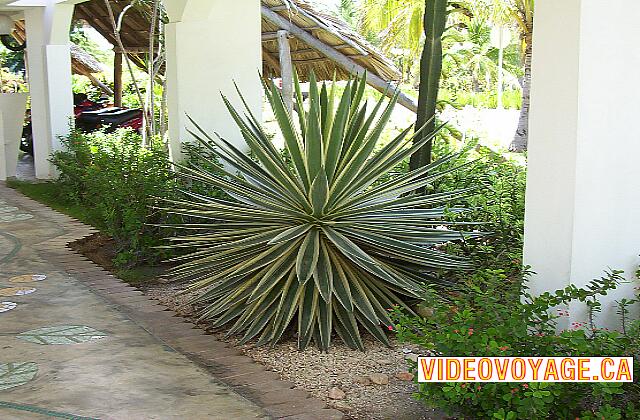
[164,74,476,351]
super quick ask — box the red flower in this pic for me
[468,328,474,336]
[387,325,393,331]
[499,346,509,351]
[522,384,529,389]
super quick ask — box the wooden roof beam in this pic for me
[262,6,416,113]
[267,4,368,56]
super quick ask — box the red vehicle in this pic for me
[20,93,144,155]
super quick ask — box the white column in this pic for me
[524,0,640,329]
[165,0,262,162]
[24,2,74,180]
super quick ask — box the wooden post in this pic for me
[277,30,293,115]
[262,6,418,113]
[113,51,123,107]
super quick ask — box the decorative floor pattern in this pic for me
[0,302,16,313]
[16,325,108,345]
[0,184,274,419]
[0,201,33,223]
[0,400,98,420]
[0,362,38,391]
[0,232,21,264]
[0,287,36,296]
[9,274,47,283]
[0,274,44,318]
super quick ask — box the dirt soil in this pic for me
[73,234,446,420]
[69,233,118,271]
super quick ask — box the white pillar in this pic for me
[24,2,74,180]
[524,0,640,330]
[165,0,262,162]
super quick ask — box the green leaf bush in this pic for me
[392,269,640,419]
[164,75,477,351]
[429,139,527,276]
[50,129,176,267]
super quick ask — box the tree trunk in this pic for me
[113,52,123,107]
[409,0,448,172]
[510,32,533,152]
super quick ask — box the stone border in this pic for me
[3,185,344,420]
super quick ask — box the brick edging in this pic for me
[5,186,344,420]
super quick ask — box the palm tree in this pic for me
[444,17,521,94]
[362,0,533,153]
[360,0,425,55]
[336,0,359,29]
[501,0,534,152]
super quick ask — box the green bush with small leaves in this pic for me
[430,139,526,275]
[391,269,640,419]
[51,129,176,267]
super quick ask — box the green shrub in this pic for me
[50,129,176,267]
[163,74,478,351]
[430,139,527,275]
[392,269,640,419]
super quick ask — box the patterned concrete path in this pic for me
[0,183,269,419]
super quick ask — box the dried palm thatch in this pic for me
[11,20,104,76]
[71,0,416,110]
[69,44,105,74]
[11,20,112,94]
[260,0,400,81]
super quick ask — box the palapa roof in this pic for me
[72,0,402,83]
[261,0,401,81]
[69,44,105,74]
[12,20,104,75]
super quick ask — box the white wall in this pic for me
[525,0,640,330]
[165,0,262,162]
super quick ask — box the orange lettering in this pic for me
[463,359,475,381]
[511,358,526,380]
[561,358,575,380]
[478,358,492,380]
[601,358,615,380]
[527,358,543,381]
[617,359,632,381]
[446,359,461,381]
[544,359,559,381]
[495,359,509,380]
[577,359,589,381]
[420,358,436,381]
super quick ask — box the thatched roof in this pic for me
[72,0,402,83]
[261,0,401,81]
[69,44,104,74]
[12,20,104,75]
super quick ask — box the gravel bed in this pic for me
[143,283,445,420]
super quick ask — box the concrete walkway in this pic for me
[0,184,269,419]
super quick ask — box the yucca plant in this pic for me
[163,73,477,351]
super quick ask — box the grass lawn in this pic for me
[7,179,168,283]
[6,179,101,228]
